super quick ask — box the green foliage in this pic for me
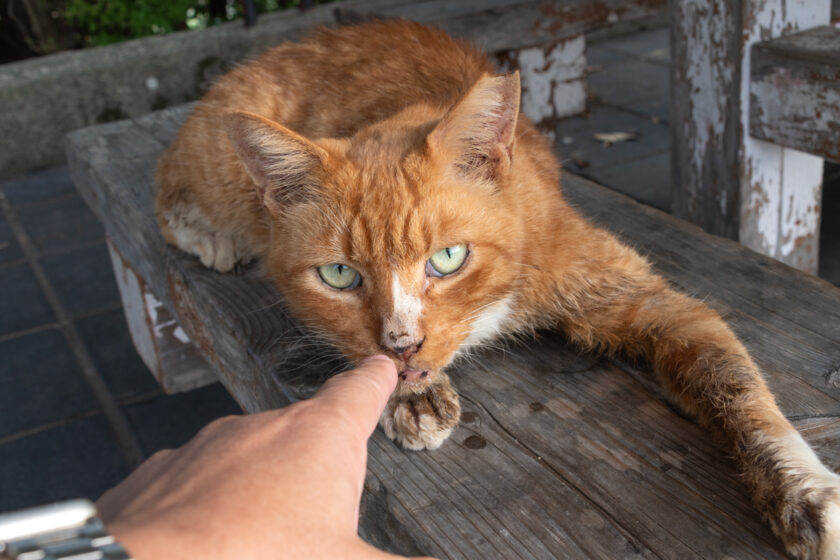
[63,0,292,48]
[65,0,191,46]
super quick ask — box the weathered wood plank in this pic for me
[108,240,217,394]
[562,174,840,418]
[750,25,840,162]
[669,0,742,240]
[734,2,829,275]
[65,105,840,558]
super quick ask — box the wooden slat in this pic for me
[750,25,840,162]
[65,105,840,558]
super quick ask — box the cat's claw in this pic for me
[381,381,461,450]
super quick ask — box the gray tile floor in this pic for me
[556,30,672,212]
[0,173,241,513]
[1,25,838,514]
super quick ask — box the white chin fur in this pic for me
[460,296,514,349]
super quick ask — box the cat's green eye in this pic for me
[427,244,468,277]
[317,263,361,290]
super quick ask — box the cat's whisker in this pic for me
[249,297,286,313]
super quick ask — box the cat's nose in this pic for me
[386,336,425,361]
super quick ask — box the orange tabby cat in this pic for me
[156,20,840,559]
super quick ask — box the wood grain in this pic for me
[65,104,840,559]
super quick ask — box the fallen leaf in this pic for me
[593,131,639,146]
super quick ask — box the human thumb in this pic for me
[313,355,398,438]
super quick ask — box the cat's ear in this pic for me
[429,71,520,184]
[224,111,328,212]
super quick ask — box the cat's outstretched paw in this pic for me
[381,380,461,450]
[754,434,840,560]
[818,494,840,560]
[770,479,840,560]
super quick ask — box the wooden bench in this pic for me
[65,104,840,559]
[671,1,839,274]
[749,25,840,163]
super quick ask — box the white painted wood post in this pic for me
[739,1,830,274]
[498,35,588,134]
[672,0,830,274]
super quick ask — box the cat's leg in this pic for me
[157,199,256,273]
[380,372,461,450]
[545,228,840,559]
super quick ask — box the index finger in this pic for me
[312,355,398,438]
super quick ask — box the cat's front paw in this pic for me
[772,480,840,560]
[818,492,840,560]
[755,435,840,559]
[381,380,461,450]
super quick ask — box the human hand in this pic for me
[97,355,435,560]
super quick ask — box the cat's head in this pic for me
[226,73,525,395]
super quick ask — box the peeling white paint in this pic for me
[144,291,163,325]
[739,0,829,274]
[108,242,158,374]
[744,140,783,256]
[552,79,586,119]
[752,77,840,137]
[516,36,586,124]
[779,150,822,259]
[106,242,213,393]
[680,0,733,177]
[144,285,180,340]
[173,325,191,344]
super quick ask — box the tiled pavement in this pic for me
[0,170,240,513]
[1,25,839,514]
[557,26,671,211]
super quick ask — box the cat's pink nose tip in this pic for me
[398,368,428,382]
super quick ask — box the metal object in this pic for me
[0,500,132,559]
[242,0,258,27]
